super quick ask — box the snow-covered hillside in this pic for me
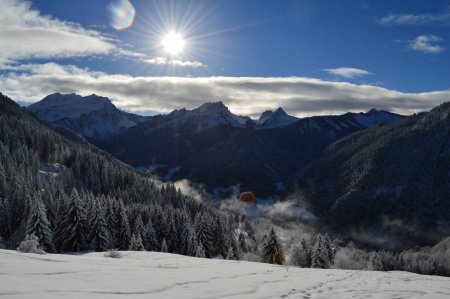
[1,250,449,299]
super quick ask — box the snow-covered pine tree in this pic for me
[311,234,330,269]
[25,194,54,252]
[212,216,228,258]
[194,213,212,257]
[323,233,335,265]
[89,200,110,252]
[174,212,191,255]
[161,238,168,253]
[105,198,117,247]
[238,232,248,253]
[60,188,87,252]
[0,197,12,241]
[129,233,145,251]
[9,175,28,235]
[0,164,7,199]
[368,252,383,271]
[226,246,236,260]
[41,184,56,229]
[260,228,284,265]
[230,239,240,261]
[84,193,95,231]
[151,205,166,244]
[143,220,158,251]
[244,220,255,240]
[196,242,206,258]
[115,199,131,250]
[164,213,177,253]
[51,188,68,252]
[186,229,198,257]
[260,233,268,249]
[133,214,145,238]
[290,239,311,267]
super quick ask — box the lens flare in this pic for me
[107,0,136,30]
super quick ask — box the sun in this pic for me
[162,32,185,55]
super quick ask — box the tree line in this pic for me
[0,93,237,259]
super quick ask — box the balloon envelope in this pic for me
[239,192,256,206]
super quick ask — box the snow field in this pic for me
[1,250,450,298]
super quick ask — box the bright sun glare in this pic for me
[162,32,185,55]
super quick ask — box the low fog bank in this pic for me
[144,172,450,254]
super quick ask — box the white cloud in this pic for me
[0,0,119,65]
[1,62,449,117]
[143,57,206,68]
[322,67,372,79]
[0,0,207,69]
[409,35,445,54]
[376,7,450,26]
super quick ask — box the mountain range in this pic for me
[27,93,404,196]
[3,91,450,247]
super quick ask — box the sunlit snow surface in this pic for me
[1,250,450,298]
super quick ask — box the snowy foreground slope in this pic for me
[1,250,450,299]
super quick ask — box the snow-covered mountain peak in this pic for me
[257,107,299,128]
[274,107,287,114]
[28,93,146,139]
[29,93,115,121]
[367,108,380,114]
[354,109,404,128]
[160,101,251,131]
[258,110,274,122]
[194,101,229,114]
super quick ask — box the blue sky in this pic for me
[0,0,449,116]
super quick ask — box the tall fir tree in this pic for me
[226,246,236,260]
[291,239,311,267]
[194,214,212,257]
[60,189,87,253]
[51,188,68,252]
[105,198,117,247]
[143,220,158,251]
[311,235,330,269]
[0,197,12,241]
[115,200,130,250]
[133,214,145,238]
[89,200,110,252]
[323,234,335,265]
[260,228,284,265]
[25,194,54,252]
[129,233,145,251]
[186,229,198,257]
[212,216,228,258]
[238,232,248,253]
[196,242,206,258]
[161,238,168,253]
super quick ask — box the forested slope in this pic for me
[0,93,232,258]
[297,102,450,247]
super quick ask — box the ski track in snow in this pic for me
[1,250,450,298]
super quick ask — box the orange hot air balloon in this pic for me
[239,192,256,206]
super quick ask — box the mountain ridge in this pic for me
[294,101,450,246]
[28,93,148,140]
[27,93,405,196]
